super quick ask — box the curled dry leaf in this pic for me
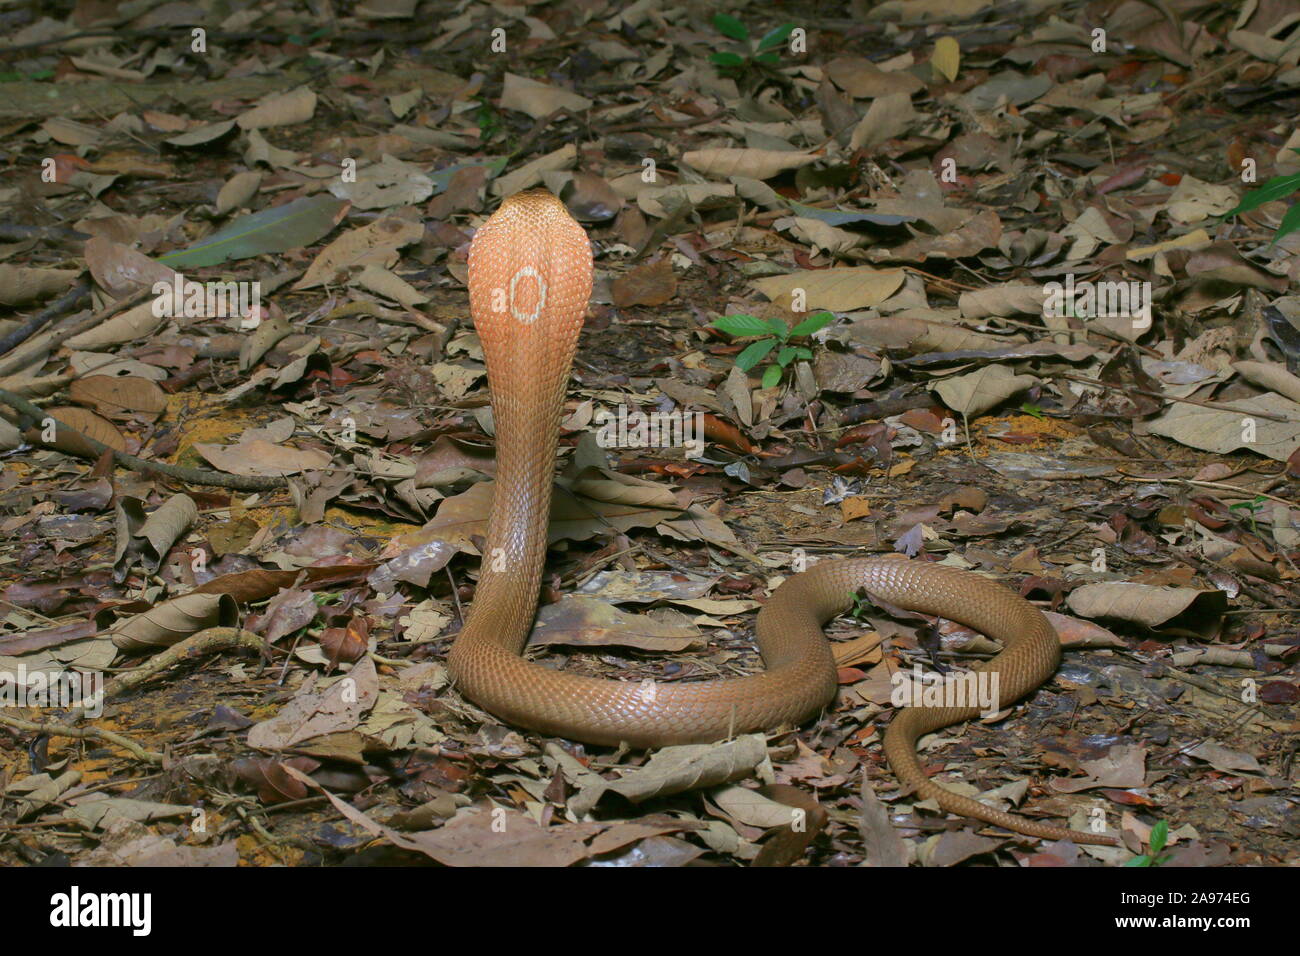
[0,265,83,306]
[235,86,317,130]
[1065,582,1227,635]
[215,170,263,215]
[64,300,166,350]
[233,755,321,805]
[109,591,239,651]
[112,493,198,582]
[681,148,819,181]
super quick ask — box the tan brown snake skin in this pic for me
[447,189,1118,847]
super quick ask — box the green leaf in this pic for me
[1021,403,1044,419]
[777,346,797,366]
[790,311,834,336]
[793,346,813,360]
[713,13,749,41]
[761,364,783,388]
[758,23,796,51]
[735,338,778,371]
[713,313,774,337]
[1271,201,1300,245]
[1149,819,1168,854]
[1122,855,1152,868]
[710,52,747,68]
[753,52,780,66]
[1222,171,1300,218]
[158,195,348,268]
[765,317,790,338]
[0,68,54,82]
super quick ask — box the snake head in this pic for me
[467,189,594,357]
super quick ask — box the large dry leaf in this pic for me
[383,472,682,585]
[601,735,769,803]
[1146,393,1300,462]
[164,119,236,147]
[247,658,378,750]
[529,595,703,652]
[288,776,609,867]
[499,73,593,119]
[849,313,1015,353]
[611,257,676,307]
[30,406,126,456]
[83,237,175,298]
[635,182,735,218]
[194,438,333,477]
[113,493,197,581]
[328,155,433,209]
[751,266,904,311]
[931,365,1038,417]
[825,56,924,97]
[1066,582,1227,634]
[215,170,263,215]
[69,375,167,416]
[192,564,378,603]
[1164,175,1237,223]
[354,263,427,308]
[492,143,577,196]
[850,92,917,151]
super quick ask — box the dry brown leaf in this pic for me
[69,375,167,416]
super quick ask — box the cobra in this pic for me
[447,189,1118,847]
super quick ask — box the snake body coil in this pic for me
[447,190,1117,847]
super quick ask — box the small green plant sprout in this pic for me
[1020,402,1045,419]
[711,311,834,389]
[1228,495,1268,535]
[849,592,876,622]
[709,14,796,78]
[1123,819,1173,867]
[1221,148,1300,246]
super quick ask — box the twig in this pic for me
[1115,474,1294,508]
[68,627,270,717]
[0,277,92,357]
[0,285,153,379]
[1060,373,1293,423]
[0,712,163,763]
[0,389,287,491]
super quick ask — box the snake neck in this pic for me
[461,369,569,653]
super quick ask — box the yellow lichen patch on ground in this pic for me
[2,460,34,481]
[935,412,1082,459]
[988,412,1082,443]
[163,392,277,470]
[321,505,418,539]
